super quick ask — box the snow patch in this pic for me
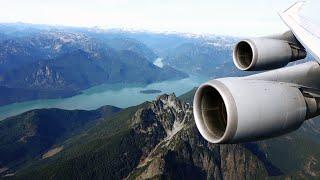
[59,36,75,43]
[166,120,184,138]
[0,167,8,174]
[54,44,62,51]
[153,58,164,68]
[42,146,64,159]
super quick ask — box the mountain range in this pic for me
[1,90,320,179]
[0,23,245,106]
[0,24,192,105]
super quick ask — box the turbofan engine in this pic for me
[233,31,306,71]
[193,62,320,143]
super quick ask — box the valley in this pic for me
[1,91,320,179]
[0,23,235,119]
[0,76,207,120]
[1,22,319,179]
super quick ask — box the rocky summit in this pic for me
[126,94,272,179]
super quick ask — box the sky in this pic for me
[0,0,319,36]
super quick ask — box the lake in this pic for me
[0,76,208,120]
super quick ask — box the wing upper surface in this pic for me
[280,1,320,63]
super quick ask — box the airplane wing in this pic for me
[279,1,320,63]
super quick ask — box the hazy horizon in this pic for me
[0,0,319,36]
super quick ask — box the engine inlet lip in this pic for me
[193,80,238,143]
[233,39,258,71]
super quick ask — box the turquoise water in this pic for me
[0,76,208,120]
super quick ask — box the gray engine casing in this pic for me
[193,78,307,143]
[233,35,306,71]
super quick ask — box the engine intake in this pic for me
[194,78,310,143]
[198,86,227,139]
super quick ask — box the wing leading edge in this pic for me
[280,1,320,63]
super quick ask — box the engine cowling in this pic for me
[193,78,308,143]
[233,36,306,71]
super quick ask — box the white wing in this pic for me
[280,1,320,63]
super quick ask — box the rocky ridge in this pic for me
[126,94,272,179]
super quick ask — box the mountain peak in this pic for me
[127,94,271,179]
[155,93,178,106]
[132,93,190,138]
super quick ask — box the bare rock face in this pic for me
[127,94,273,179]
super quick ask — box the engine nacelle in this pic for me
[233,34,306,71]
[193,78,308,143]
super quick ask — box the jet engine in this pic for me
[194,3,320,144]
[193,77,320,143]
[233,32,306,71]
